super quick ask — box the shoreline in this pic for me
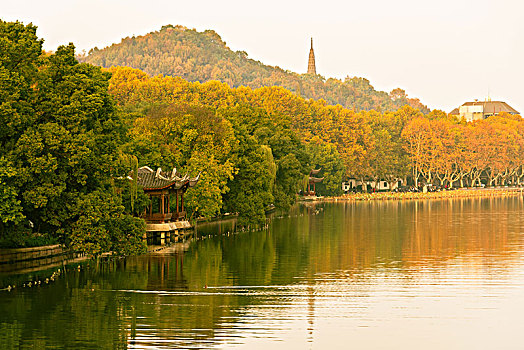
[308,187,524,202]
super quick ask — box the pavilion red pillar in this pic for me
[176,190,179,215]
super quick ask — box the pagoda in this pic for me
[307,38,316,75]
[307,38,317,75]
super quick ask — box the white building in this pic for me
[342,179,403,192]
[450,100,520,122]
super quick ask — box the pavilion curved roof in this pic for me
[309,176,324,184]
[136,166,200,191]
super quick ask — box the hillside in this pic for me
[82,25,429,113]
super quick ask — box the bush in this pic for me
[0,230,58,248]
[68,191,146,257]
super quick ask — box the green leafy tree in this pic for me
[222,106,276,226]
[69,191,146,257]
[0,21,145,254]
[0,20,42,147]
[0,20,42,234]
[254,127,308,210]
[306,138,345,196]
[0,158,25,228]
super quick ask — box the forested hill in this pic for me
[82,24,429,113]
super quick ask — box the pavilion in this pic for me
[136,166,200,236]
[307,169,324,196]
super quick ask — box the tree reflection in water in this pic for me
[1,197,523,349]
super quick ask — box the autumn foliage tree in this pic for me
[402,112,524,188]
[107,64,524,203]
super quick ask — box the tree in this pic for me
[402,117,434,186]
[431,119,463,188]
[222,106,276,226]
[0,20,42,233]
[363,111,409,191]
[390,88,407,101]
[0,157,25,229]
[127,103,236,219]
[306,138,345,196]
[0,20,42,148]
[0,21,145,254]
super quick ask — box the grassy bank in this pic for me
[322,188,524,202]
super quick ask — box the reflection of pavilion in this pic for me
[145,253,188,291]
[136,166,200,240]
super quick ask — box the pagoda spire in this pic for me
[307,37,316,75]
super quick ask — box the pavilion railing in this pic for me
[144,211,187,223]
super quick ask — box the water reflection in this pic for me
[1,197,524,349]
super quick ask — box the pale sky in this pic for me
[2,0,523,113]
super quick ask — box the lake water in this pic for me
[1,197,524,349]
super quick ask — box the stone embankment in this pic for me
[0,244,87,274]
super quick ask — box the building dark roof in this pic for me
[136,166,200,191]
[461,101,519,115]
[449,108,459,115]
